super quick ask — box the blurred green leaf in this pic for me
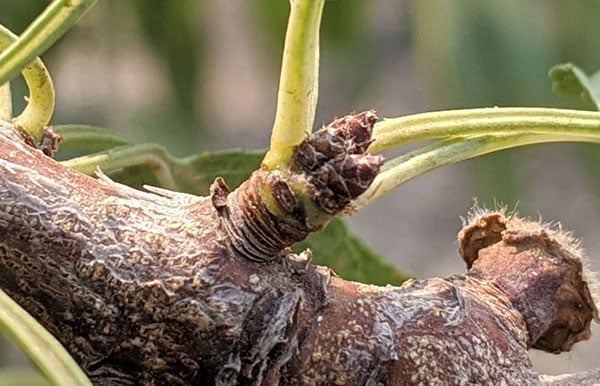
[549,63,600,110]
[180,150,263,194]
[110,148,265,195]
[127,1,205,155]
[0,1,47,32]
[55,125,263,194]
[66,145,264,195]
[294,219,409,286]
[53,124,132,159]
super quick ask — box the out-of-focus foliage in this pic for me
[128,1,205,154]
[550,63,600,110]
[295,219,409,286]
[548,62,600,196]
[0,1,46,32]
[412,0,600,206]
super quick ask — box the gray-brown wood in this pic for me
[1,119,599,385]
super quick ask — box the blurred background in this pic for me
[2,0,600,378]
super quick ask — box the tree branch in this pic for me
[0,119,599,385]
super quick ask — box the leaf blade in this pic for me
[294,219,409,286]
[549,63,600,110]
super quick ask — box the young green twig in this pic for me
[0,25,54,141]
[369,107,600,153]
[0,0,96,141]
[262,0,325,170]
[0,82,10,121]
[357,107,600,207]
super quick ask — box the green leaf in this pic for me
[294,219,409,286]
[180,150,264,194]
[105,149,265,195]
[549,63,600,110]
[53,124,132,156]
[0,289,92,386]
[55,124,263,194]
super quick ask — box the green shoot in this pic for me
[357,107,600,206]
[0,25,54,140]
[0,0,96,140]
[0,81,10,120]
[262,0,325,170]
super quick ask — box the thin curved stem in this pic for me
[262,0,325,170]
[369,107,600,153]
[0,0,96,141]
[0,25,54,141]
[357,130,600,207]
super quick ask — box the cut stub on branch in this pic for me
[459,210,599,353]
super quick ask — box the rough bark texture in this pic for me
[0,115,599,385]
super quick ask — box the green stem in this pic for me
[369,107,600,153]
[0,25,54,140]
[358,130,600,207]
[0,0,96,86]
[0,289,91,386]
[0,81,11,120]
[262,0,325,170]
[0,0,96,140]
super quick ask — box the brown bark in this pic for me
[0,117,599,385]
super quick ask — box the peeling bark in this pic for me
[0,116,599,385]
